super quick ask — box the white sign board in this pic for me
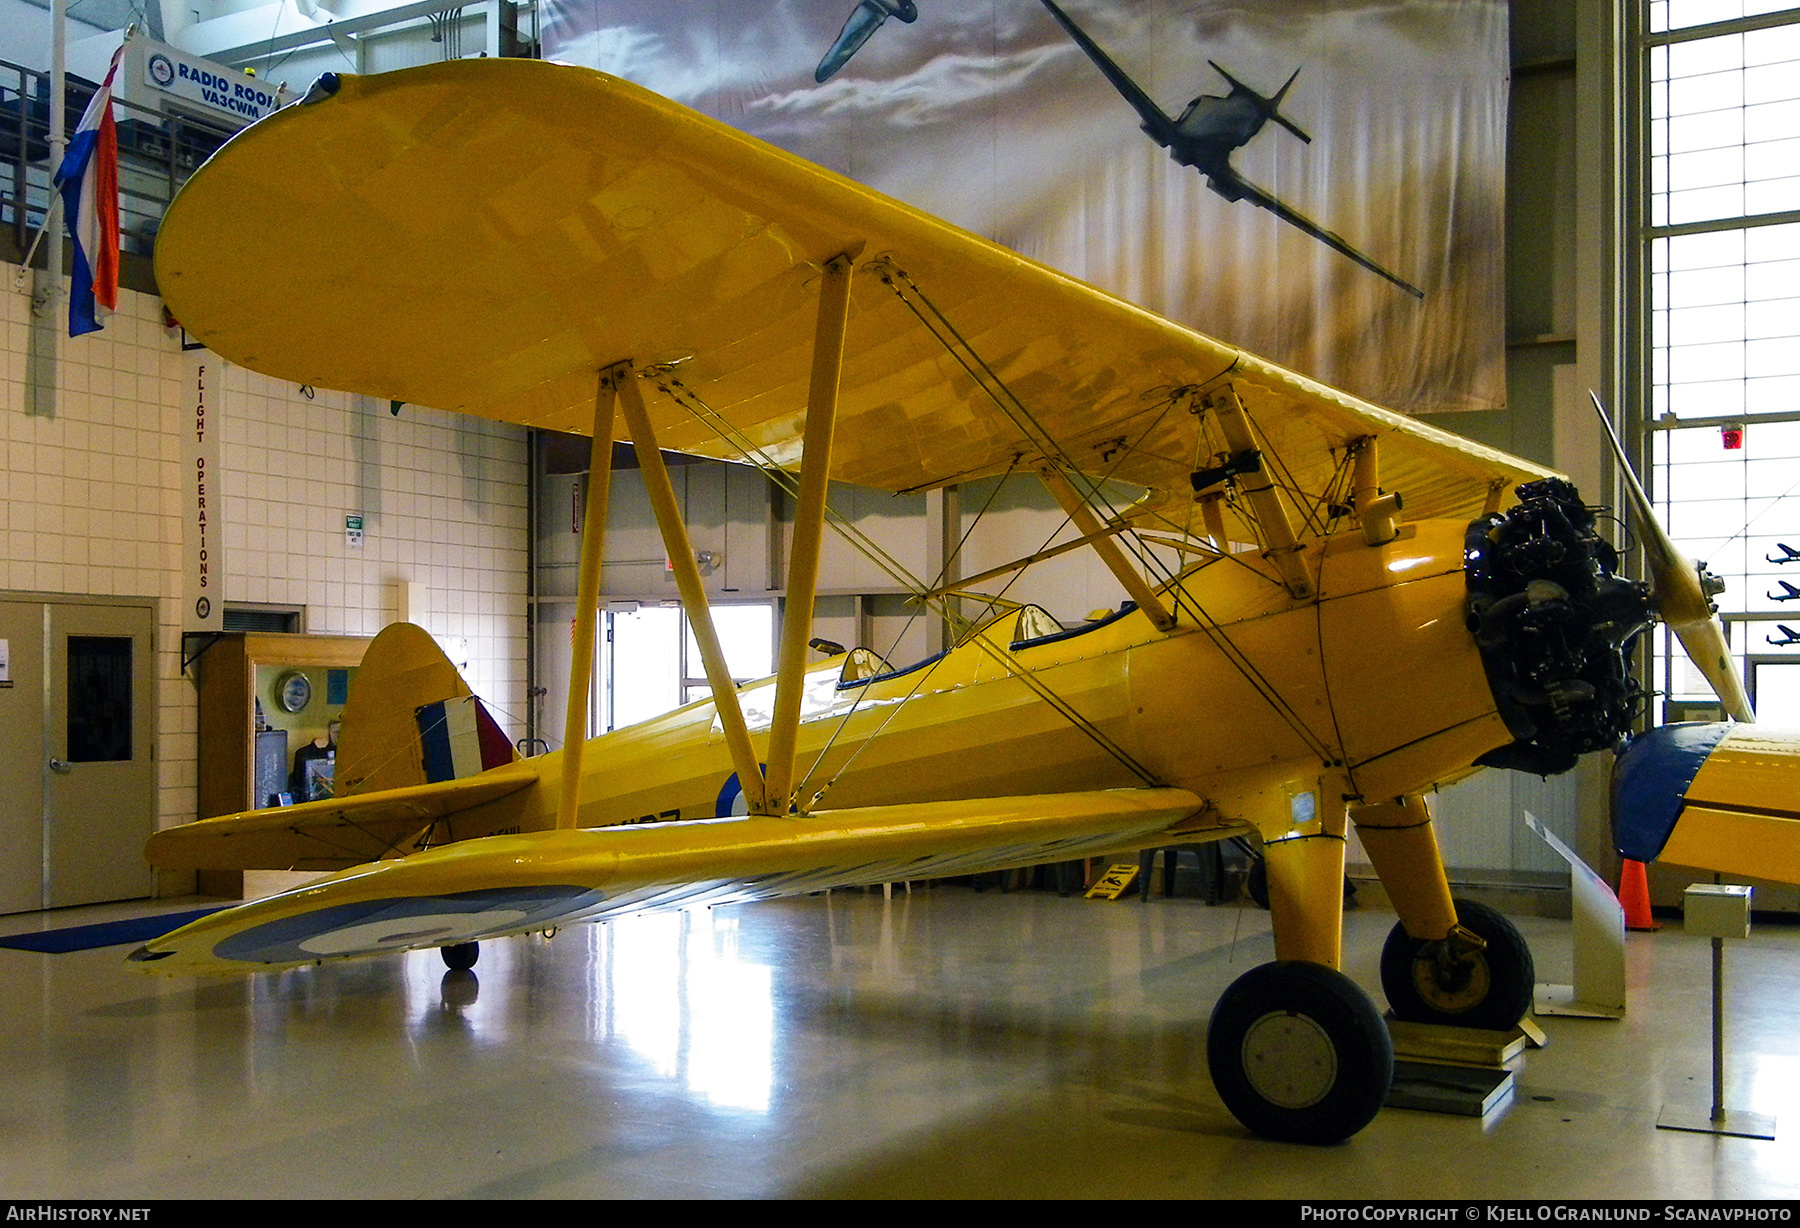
[68,31,283,129]
[144,46,282,125]
[185,351,223,631]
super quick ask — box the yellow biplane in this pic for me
[138,58,1754,1145]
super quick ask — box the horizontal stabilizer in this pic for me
[131,787,1203,974]
[145,762,539,872]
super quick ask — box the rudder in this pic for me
[337,622,517,795]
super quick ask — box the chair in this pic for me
[1138,843,1226,904]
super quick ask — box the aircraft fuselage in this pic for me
[1171,93,1266,150]
[448,519,1509,849]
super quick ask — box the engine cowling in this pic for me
[1465,478,1655,776]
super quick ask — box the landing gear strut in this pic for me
[1207,960,1394,1145]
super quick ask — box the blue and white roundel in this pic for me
[714,766,767,817]
[212,885,609,964]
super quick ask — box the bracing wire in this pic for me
[646,371,1163,792]
[874,264,1257,619]
[871,265,1340,764]
[633,252,1359,791]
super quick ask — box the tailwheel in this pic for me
[1207,960,1394,1145]
[440,941,479,971]
[1380,898,1533,1031]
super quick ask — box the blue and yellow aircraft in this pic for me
[141,58,1774,1145]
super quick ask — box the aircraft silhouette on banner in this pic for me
[815,0,918,82]
[1038,0,1422,298]
[143,59,1791,1146]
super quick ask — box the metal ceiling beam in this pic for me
[173,0,475,67]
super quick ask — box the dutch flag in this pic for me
[57,42,123,337]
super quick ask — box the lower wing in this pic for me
[131,787,1205,974]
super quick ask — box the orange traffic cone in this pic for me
[1618,857,1660,931]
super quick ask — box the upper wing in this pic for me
[131,787,1205,973]
[1213,166,1423,300]
[155,58,1547,529]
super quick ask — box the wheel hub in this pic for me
[1240,1010,1338,1109]
[1411,950,1491,1014]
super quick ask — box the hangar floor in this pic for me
[2,884,1797,1200]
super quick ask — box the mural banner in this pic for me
[541,0,1506,415]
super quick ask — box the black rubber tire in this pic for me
[440,941,479,971]
[1207,960,1395,1145]
[1380,898,1534,1031]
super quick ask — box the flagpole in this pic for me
[44,0,66,315]
[14,1,68,298]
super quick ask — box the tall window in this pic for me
[1644,2,1800,723]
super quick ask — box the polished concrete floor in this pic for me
[1,883,1796,1200]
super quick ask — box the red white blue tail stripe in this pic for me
[416,695,516,783]
[58,43,123,337]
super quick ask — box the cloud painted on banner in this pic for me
[749,45,1065,129]
[539,0,1508,412]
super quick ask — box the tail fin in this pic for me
[337,622,518,796]
[1208,59,1312,144]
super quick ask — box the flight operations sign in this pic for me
[185,351,223,631]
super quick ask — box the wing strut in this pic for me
[914,512,1148,599]
[1202,385,1315,599]
[766,254,856,815]
[1037,466,1176,630]
[557,367,622,830]
[617,370,771,813]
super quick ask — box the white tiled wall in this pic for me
[2,262,530,832]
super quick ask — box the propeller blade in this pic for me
[1588,391,1754,722]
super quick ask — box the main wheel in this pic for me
[1206,960,1394,1145]
[1380,898,1533,1031]
[440,941,479,971]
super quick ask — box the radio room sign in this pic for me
[145,48,281,125]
